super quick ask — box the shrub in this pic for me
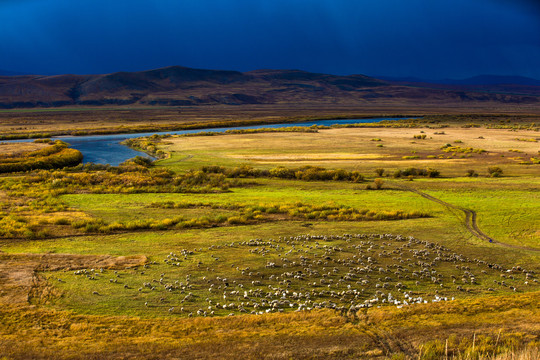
[269,166,296,179]
[441,145,486,154]
[201,165,366,183]
[0,144,83,173]
[53,218,71,225]
[373,178,384,189]
[426,168,440,178]
[121,156,153,167]
[33,139,53,144]
[487,167,503,177]
[227,216,248,225]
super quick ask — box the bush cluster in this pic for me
[392,168,440,178]
[487,167,503,177]
[441,144,486,154]
[466,169,478,177]
[36,199,428,237]
[201,165,365,182]
[0,141,83,173]
[0,214,50,239]
[179,126,319,137]
[0,133,53,141]
[148,200,429,223]
[402,156,420,160]
[122,137,167,159]
[24,166,232,194]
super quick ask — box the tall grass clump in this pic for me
[0,140,83,173]
[201,165,365,182]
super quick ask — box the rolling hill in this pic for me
[0,66,538,108]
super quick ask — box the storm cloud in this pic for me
[0,0,538,79]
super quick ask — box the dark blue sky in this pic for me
[1,0,539,79]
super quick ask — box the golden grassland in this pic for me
[0,140,83,173]
[0,114,539,359]
[0,142,48,156]
[0,292,538,359]
[158,126,540,176]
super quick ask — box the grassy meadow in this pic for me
[0,116,539,359]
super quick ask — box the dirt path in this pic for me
[391,182,540,253]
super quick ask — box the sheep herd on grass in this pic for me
[62,233,537,317]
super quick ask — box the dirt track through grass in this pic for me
[393,183,540,252]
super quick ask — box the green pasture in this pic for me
[37,230,538,318]
[60,179,441,215]
[0,122,538,323]
[401,176,540,249]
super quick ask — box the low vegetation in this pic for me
[201,164,366,182]
[21,166,233,194]
[0,113,539,359]
[392,168,440,178]
[441,144,487,154]
[0,140,82,173]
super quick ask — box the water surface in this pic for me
[10,117,410,166]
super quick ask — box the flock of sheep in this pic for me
[65,233,536,317]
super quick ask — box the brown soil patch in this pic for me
[0,253,147,304]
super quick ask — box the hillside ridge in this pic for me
[0,66,538,108]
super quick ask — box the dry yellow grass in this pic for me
[163,127,540,176]
[493,348,539,360]
[170,127,540,155]
[230,152,389,161]
[0,291,538,359]
[0,142,47,156]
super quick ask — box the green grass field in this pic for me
[0,120,539,359]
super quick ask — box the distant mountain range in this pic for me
[377,74,540,86]
[0,66,538,108]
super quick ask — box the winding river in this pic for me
[10,117,409,166]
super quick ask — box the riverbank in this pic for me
[1,103,538,141]
[0,113,418,141]
[3,117,416,165]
